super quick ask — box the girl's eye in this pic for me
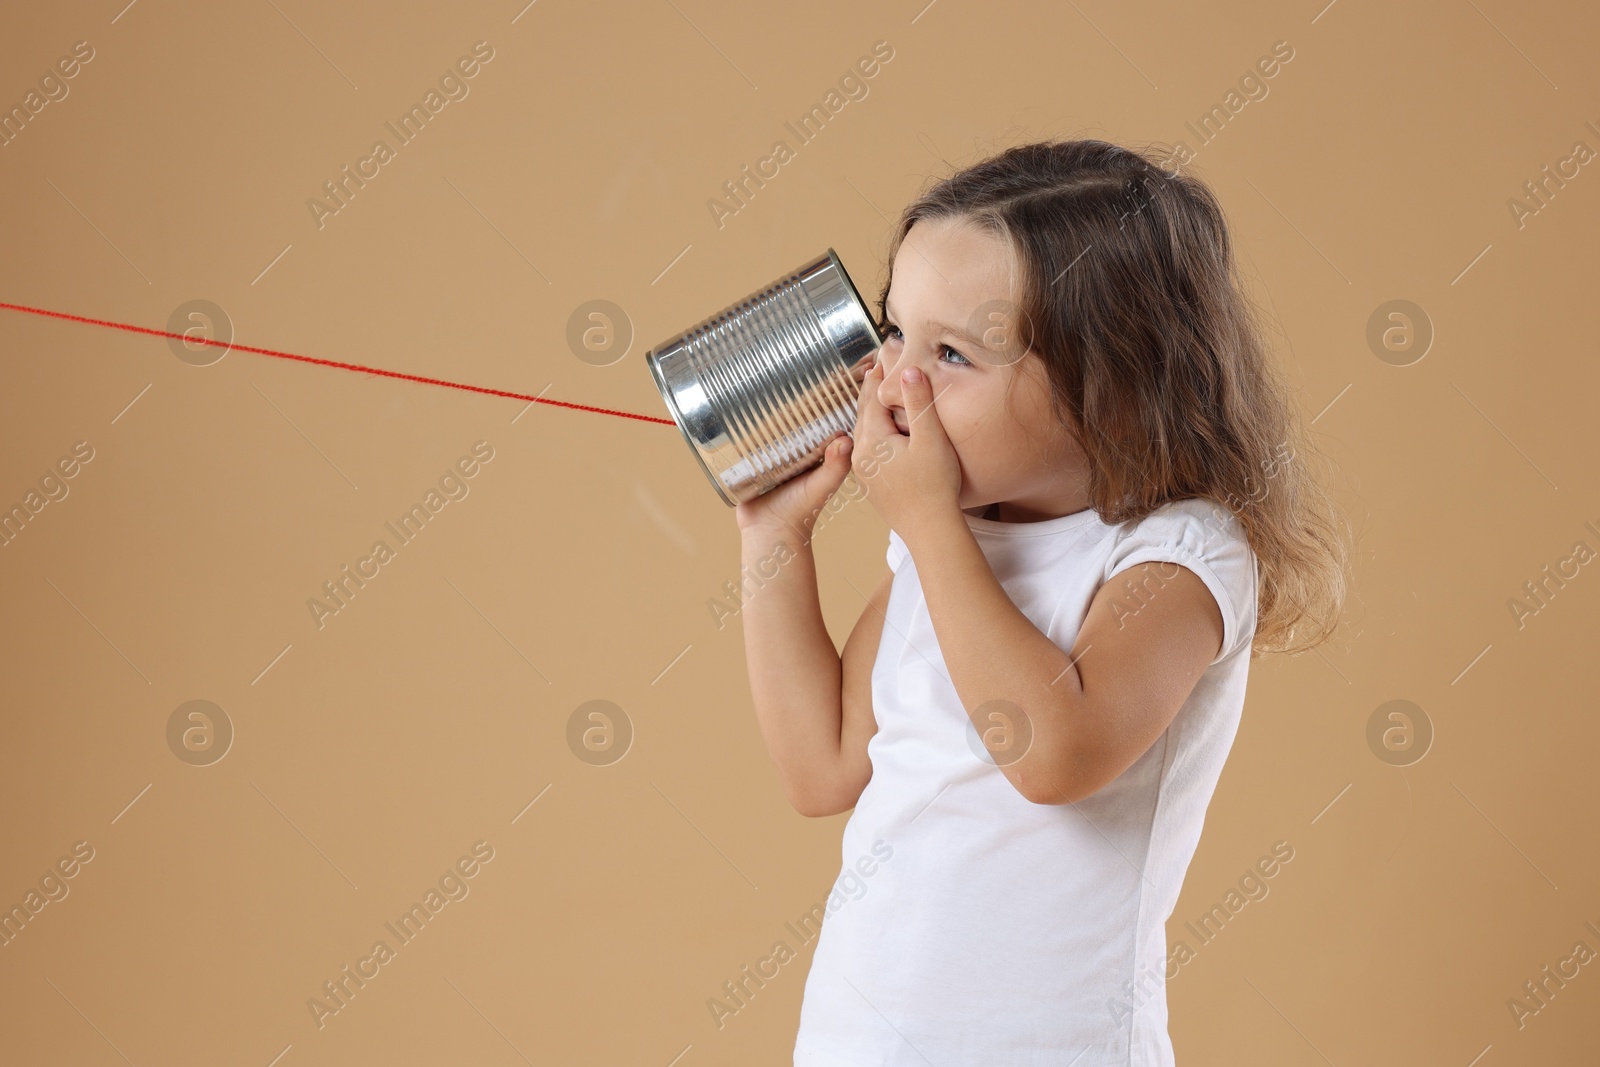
[880,321,972,367]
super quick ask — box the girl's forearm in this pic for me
[738,525,847,813]
[899,509,1085,803]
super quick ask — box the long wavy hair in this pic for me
[873,137,1349,656]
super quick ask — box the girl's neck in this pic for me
[967,498,1094,524]
[965,502,1005,521]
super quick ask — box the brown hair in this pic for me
[874,137,1349,656]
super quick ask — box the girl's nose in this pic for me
[873,347,913,433]
[874,346,902,403]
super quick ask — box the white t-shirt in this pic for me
[793,497,1260,1066]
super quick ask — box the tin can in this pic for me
[645,248,882,506]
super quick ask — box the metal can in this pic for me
[645,248,882,506]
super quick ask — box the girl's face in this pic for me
[874,215,1092,522]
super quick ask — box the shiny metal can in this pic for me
[645,248,882,506]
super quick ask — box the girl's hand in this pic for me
[852,354,963,535]
[733,431,855,541]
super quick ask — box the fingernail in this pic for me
[903,366,921,383]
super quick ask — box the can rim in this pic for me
[645,345,739,507]
[825,246,883,348]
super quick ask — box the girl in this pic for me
[734,138,1348,1065]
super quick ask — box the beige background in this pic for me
[2,0,1597,1063]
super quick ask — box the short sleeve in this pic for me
[1102,497,1259,664]
[886,528,909,574]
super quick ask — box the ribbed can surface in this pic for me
[645,249,883,506]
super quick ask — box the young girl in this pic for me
[734,138,1348,1065]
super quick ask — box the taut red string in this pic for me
[0,299,676,427]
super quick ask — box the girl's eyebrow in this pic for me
[885,295,990,349]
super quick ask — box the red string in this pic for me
[0,299,677,427]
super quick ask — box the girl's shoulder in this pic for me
[1109,496,1248,555]
[1102,496,1259,661]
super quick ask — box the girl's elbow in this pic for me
[789,775,867,818]
[1011,765,1084,806]
[794,793,854,818]
[1027,781,1087,806]
[791,789,836,818]
[1012,747,1102,805]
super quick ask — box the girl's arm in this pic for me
[738,523,888,817]
[825,561,891,816]
[900,510,1224,805]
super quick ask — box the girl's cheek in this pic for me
[943,412,982,449]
